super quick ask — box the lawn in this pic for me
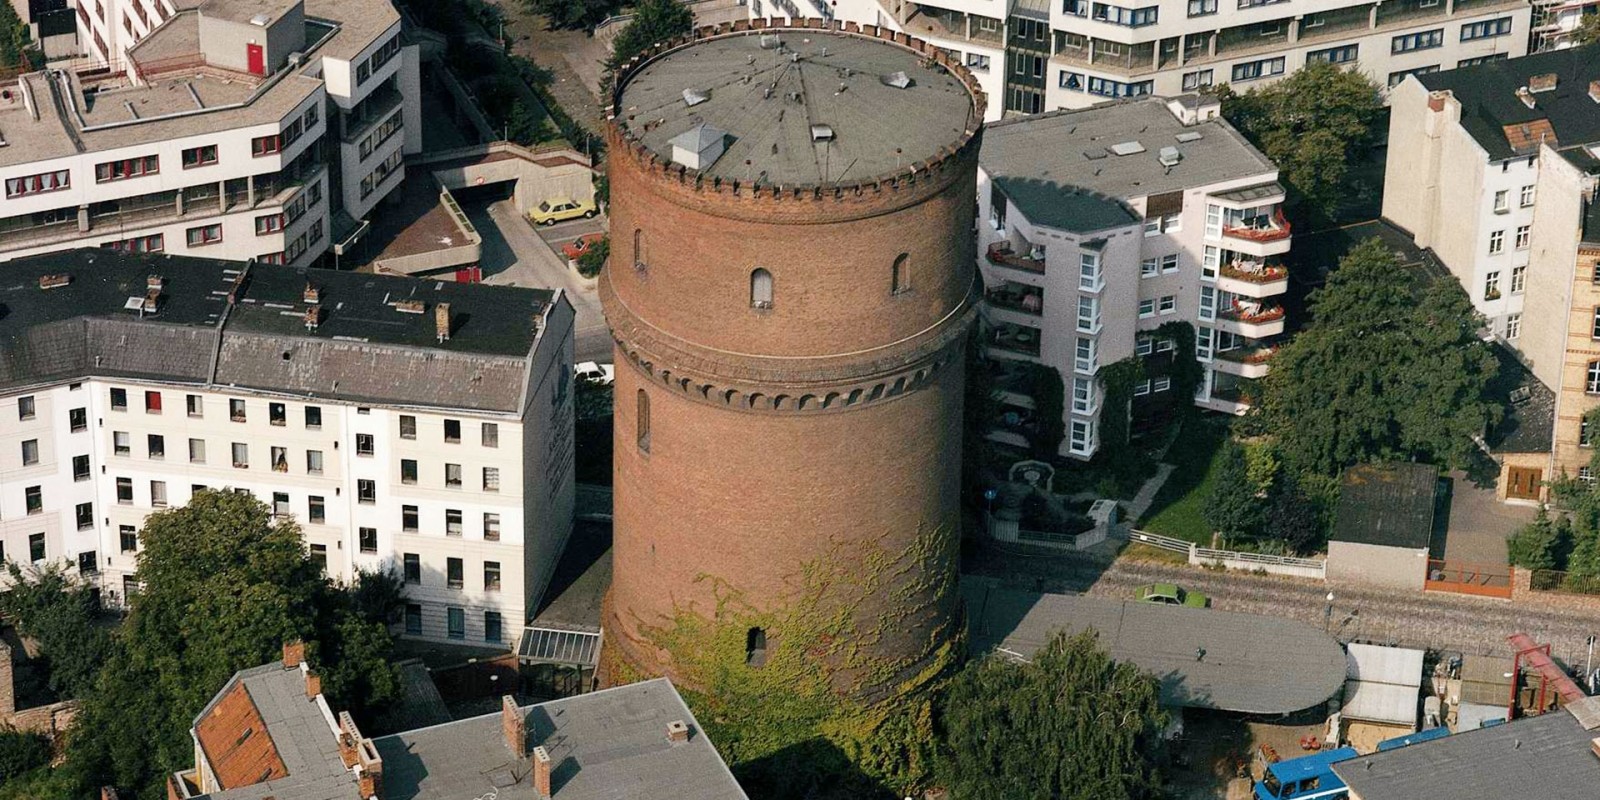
[1137,418,1230,545]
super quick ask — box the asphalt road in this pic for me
[462,198,612,363]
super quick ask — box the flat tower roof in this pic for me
[614,29,976,186]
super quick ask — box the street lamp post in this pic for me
[1324,592,1335,632]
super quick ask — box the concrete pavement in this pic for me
[464,198,612,363]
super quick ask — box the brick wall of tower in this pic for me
[600,26,981,699]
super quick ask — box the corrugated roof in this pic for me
[963,581,1347,714]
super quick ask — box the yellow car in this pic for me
[530,196,597,226]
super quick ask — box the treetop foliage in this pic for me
[1218,61,1383,220]
[606,0,694,73]
[935,631,1167,800]
[1257,237,1500,476]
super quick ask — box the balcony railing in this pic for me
[1218,304,1286,324]
[987,241,1045,274]
[1219,261,1288,283]
[1222,211,1292,243]
[1215,345,1278,364]
[990,325,1042,357]
[986,285,1044,315]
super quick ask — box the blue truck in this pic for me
[1253,747,1359,800]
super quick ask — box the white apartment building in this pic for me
[976,95,1289,457]
[753,0,1531,119]
[1532,0,1600,49]
[0,0,422,267]
[1384,47,1600,502]
[0,250,577,645]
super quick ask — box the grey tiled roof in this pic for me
[374,678,749,800]
[1332,463,1439,549]
[0,249,559,413]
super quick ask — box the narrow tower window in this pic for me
[892,253,910,294]
[633,229,645,269]
[751,268,774,309]
[745,627,768,667]
[637,389,651,452]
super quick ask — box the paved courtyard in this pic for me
[1433,470,1533,566]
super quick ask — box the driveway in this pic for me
[463,197,611,363]
[1433,470,1532,566]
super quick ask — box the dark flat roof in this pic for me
[616,29,976,185]
[1334,699,1600,800]
[1332,463,1439,549]
[963,582,1347,714]
[1419,45,1600,162]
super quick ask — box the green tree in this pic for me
[1507,508,1564,572]
[576,235,609,278]
[1262,472,1333,554]
[1203,442,1265,542]
[63,491,401,799]
[0,562,113,699]
[606,0,694,74]
[505,99,551,146]
[934,631,1166,800]
[1257,238,1500,476]
[0,1,32,74]
[1030,363,1066,459]
[0,728,50,782]
[1217,61,1382,221]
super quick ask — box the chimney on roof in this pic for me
[306,671,322,699]
[147,274,164,291]
[1428,89,1452,113]
[303,283,320,304]
[532,746,552,798]
[1589,80,1600,104]
[38,273,70,290]
[502,695,526,760]
[666,719,689,744]
[435,302,451,343]
[303,306,321,331]
[100,788,120,800]
[1528,73,1558,94]
[283,640,305,668]
[395,299,426,314]
[1516,86,1536,109]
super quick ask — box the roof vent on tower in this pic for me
[1528,73,1558,93]
[810,124,835,142]
[881,70,911,89]
[668,123,727,169]
[682,88,709,107]
[1158,146,1182,167]
[1109,141,1146,156]
[759,34,783,49]
[1175,131,1203,143]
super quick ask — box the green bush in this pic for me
[576,236,608,277]
[0,728,49,781]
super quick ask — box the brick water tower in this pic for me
[600,20,984,700]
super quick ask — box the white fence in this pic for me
[1128,530,1327,580]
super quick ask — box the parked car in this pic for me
[1136,582,1209,608]
[576,361,615,385]
[530,196,597,226]
[562,232,606,260]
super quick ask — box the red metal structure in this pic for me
[1508,633,1586,718]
